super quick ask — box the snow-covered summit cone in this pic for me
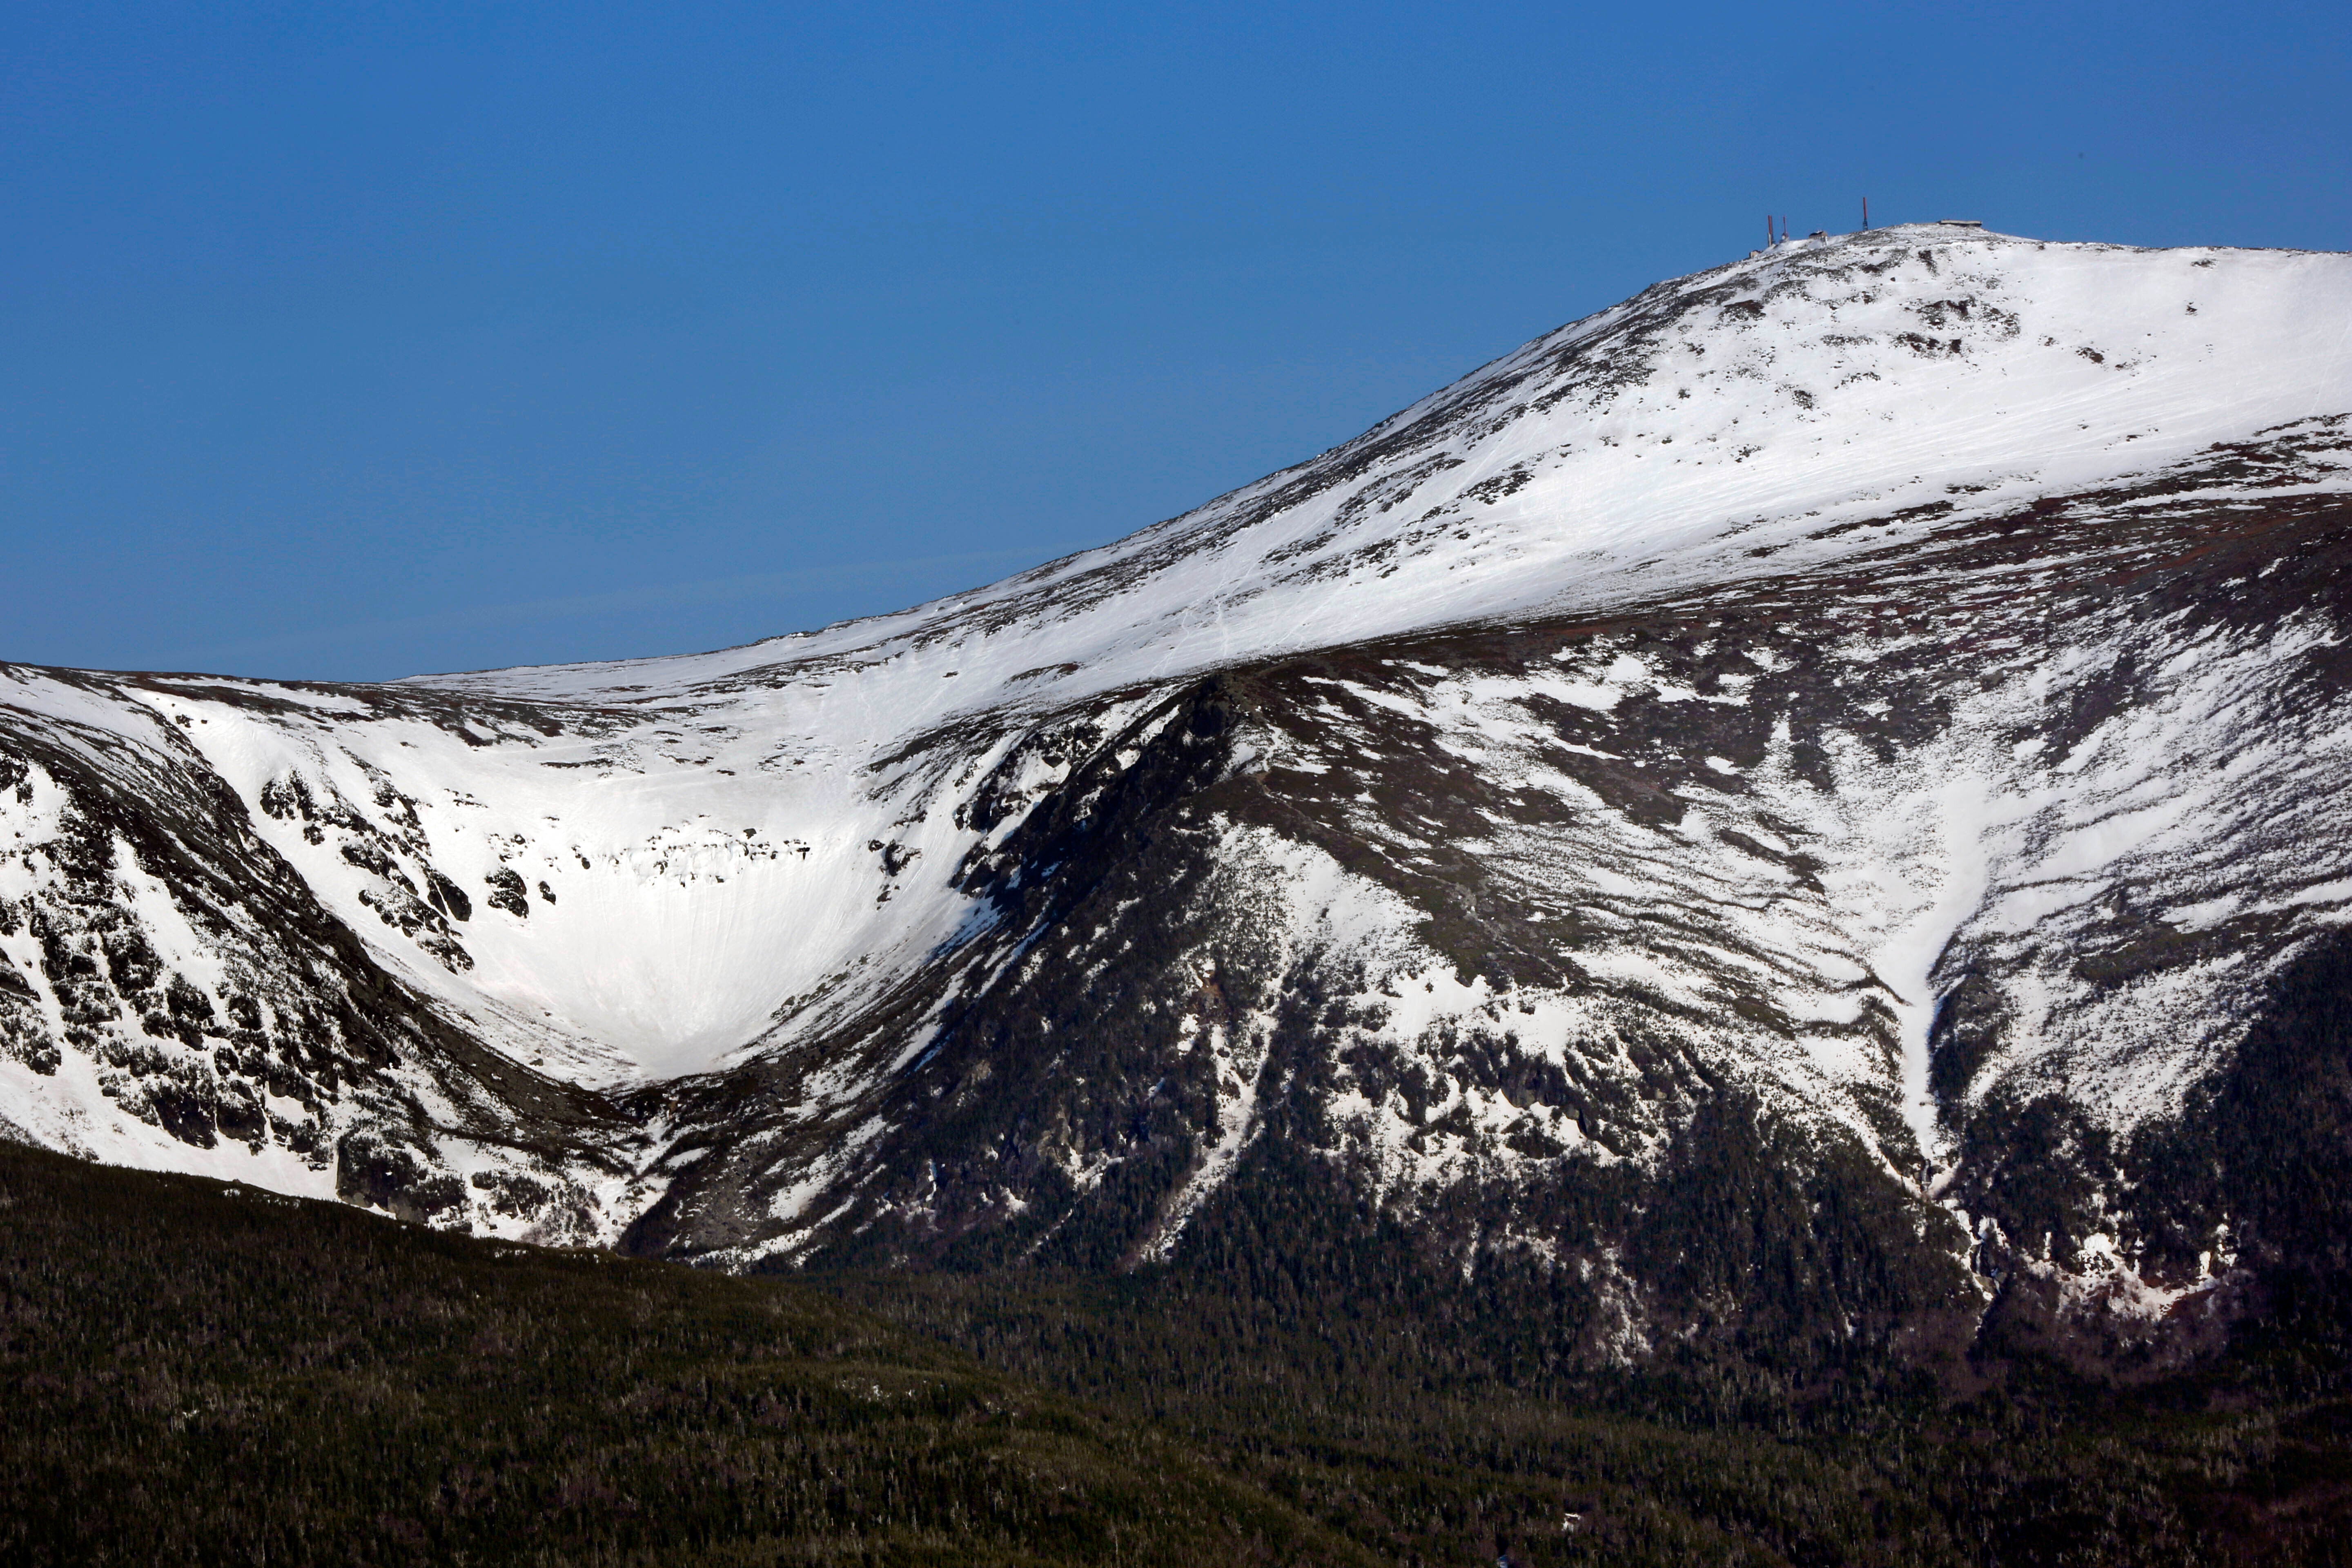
[421,225,2352,724]
[5,229,2352,1379]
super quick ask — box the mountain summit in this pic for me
[6,227,2351,1372]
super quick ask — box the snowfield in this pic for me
[425,227,2352,711]
[3,226,2350,1321]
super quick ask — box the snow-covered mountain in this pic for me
[7,225,2351,1370]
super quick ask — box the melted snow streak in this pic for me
[0,227,2348,1319]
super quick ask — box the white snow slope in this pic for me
[410,225,2352,1071]
[3,226,2350,1251]
[437,226,2352,709]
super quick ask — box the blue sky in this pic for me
[5,1,2345,679]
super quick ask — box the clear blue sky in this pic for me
[6,1,2345,680]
